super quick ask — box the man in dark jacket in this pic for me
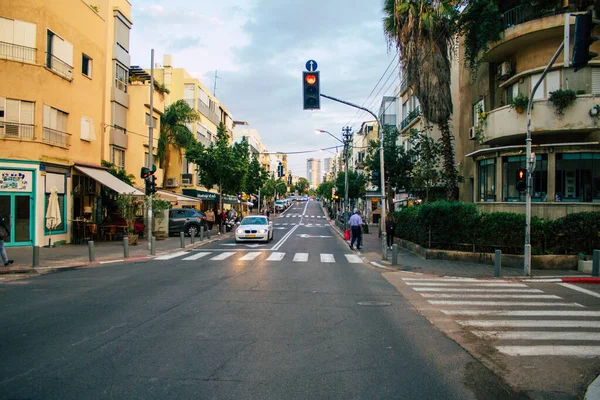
[0,215,14,266]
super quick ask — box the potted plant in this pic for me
[549,89,577,117]
[116,194,140,245]
[509,92,529,114]
[144,195,171,240]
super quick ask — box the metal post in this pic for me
[191,231,195,244]
[200,226,204,242]
[147,49,155,252]
[593,249,600,277]
[392,244,398,266]
[494,249,502,278]
[123,236,129,258]
[207,229,211,240]
[151,236,156,255]
[88,241,95,262]
[180,232,185,248]
[32,245,40,268]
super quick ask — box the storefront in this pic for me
[182,189,219,211]
[0,165,36,247]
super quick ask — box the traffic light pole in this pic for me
[320,93,387,260]
[147,49,155,251]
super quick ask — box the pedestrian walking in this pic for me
[0,214,14,267]
[386,213,396,249]
[205,209,215,231]
[215,209,222,235]
[220,210,227,233]
[348,209,363,251]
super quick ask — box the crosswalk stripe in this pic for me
[293,253,309,262]
[496,346,600,357]
[267,252,285,261]
[413,288,543,293]
[155,251,189,260]
[472,331,600,341]
[210,252,235,261]
[457,320,600,328]
[408,283,528,287]
[421,294,561,299]
[403,277,479,282]
[239,252,262,261]
[429,301,584,307]
[321,254,335,263]
[441,310,600,317]
[345,254,363,264]
[182,252,212,261]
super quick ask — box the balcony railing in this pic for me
[0,122,35,140]
[42,127,71,147]
[46,54,73,81]
[0,41,36,63]
[400,106,421,130]
[502,5,568,30]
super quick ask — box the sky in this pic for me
[130,0,398,178]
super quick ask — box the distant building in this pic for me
[306,158,321,189]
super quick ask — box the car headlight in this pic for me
[236,229,244,234]
[258,229,267,233]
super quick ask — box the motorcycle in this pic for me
[225,217,239,232]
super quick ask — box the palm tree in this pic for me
[157,100,200,188]
[383,0,460,200]
[262,176,287,204]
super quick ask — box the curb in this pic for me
[585,375,600,400]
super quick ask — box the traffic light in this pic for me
[371,171,380,186]
[140,167,152,179]
[516,168,527,192]
[144,175,157,196]
[303,71,320,110]
[277,162,283,178]
[288,173,292,185]
[572,10,599,72]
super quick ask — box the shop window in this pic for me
[478,158,496,202]
[555,153,600,202]
[44,173,66,233]
[502,155,548,202]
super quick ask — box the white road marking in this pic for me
[402,277,480,282]
[210,252,235,261]
[457,320,600,328]
[441,310,600,317]
[429,301,584,307]
[320,254,335,263]
[293,253,309,262]
[496,346,600,357]
[155,251,189,260]
[344,254,363,264]
[472,331,600,341]
[558,283,600,299]
[239,252,262,261]
[266,252,285,261]
[408,282,528,287]
[421,294,561,299]
[99,260,124,264]
[182,252,212,261]
[413,288,543,293]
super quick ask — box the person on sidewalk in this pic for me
[0,215,14,267]
[385,213,396,249]
[215,209,222,235]
[205,209,215,231]
[220,210,227,233]
[348,209,363,250]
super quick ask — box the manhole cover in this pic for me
[357,301,391,307]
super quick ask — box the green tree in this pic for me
[157,100,200,188]
[262,176,287,203]
[316,180,335,201]
[186,122,250,212]
[407,127,443,202]
[245,155,269,195]
[365,125,412,212]
[295,178,310,195]
[335,170,366,207]
[383,0,460,199]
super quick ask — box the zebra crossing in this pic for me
[282,214,327,219]
[155,251,364,264]
[402,276,600,357]
[273,222,328,227]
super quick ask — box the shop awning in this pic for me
[75,165,144,196]
[156,190,200,207]
[182,189,219,202]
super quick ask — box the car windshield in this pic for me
[241,217,267,225]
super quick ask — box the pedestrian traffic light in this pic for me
[572,10,600,72]
[516,168,527,192]
[303,71,320,110]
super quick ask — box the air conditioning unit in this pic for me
[181,174,193,185]
[497,61,513,81]
[166,178,179,188]
[469,126,476,140]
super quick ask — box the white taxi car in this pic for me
[235,215,273,243]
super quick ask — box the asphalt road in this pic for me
[0,201,524,399]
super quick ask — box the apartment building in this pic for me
[306,158,321,189]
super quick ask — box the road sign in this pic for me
[305,60,318,72]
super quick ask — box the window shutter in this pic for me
[51,35,73,66]
[115,17,130,52]
[20,101,34,124]
[13,20,36,48]
[0,17,14,44]
[6,99,19,122]
[81,117,90,140]
[592,69,600,94]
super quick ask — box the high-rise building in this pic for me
[306,158,321,189]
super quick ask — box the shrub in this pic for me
[544,212,600,255]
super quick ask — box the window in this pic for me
[184,84,195,101]
[502,155,547,202]
[111,146,125,170]
[144,152,157,168]
[182,155,189,174]
[43,105,69,146]
[46,30,73,80]
[478,158,496,202]
[145,113,157,128]
[80,116,95,141]
[506,83,518,104]
[555,153,600,202]
[198,88,209,107]
[472,99,484,127]
[0,17,36,63]
[0,97,34,139]
[82,53,92,78]
[44,173,66,233]
[114,15,130,52]
[402,99,408,120]
[115,63,128,92]
[531,70,560,100]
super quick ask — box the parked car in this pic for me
[274,200,286,212]
[235,215,273,243]
[168,208,206,237]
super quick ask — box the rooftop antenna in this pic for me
[213,70,221,96]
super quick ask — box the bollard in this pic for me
[88,241,95,262]
[392,244,398,266]
[32,245,40,268]
[191,231,195,244]
[207,229,211,240]
[151,236,156,256]
[180,232,185,248]
[494,249,501,278]
[200,226,204,242]
[123,236,129,258]
[222,224,226,235]
[381,232,388,261]
[593,249,600,277]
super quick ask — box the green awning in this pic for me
[182,189,219,202]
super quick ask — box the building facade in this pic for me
[306,158,321,189]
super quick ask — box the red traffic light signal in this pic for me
[516,168,527,192]
[303,71,320,110]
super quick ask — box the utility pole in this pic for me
[147,49,155,252]
[342,126,352,221]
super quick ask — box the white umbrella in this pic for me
[45,187,61,247]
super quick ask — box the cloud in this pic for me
[167,36,203,52]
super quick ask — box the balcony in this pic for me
[46,54,73,81]
[42,127,71,148]
[0,122,35,140]
[482,96,599,145]
[502,5,568,31]
[399,77,408,95]
[400,107,421,130]
[0,42,36,64]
